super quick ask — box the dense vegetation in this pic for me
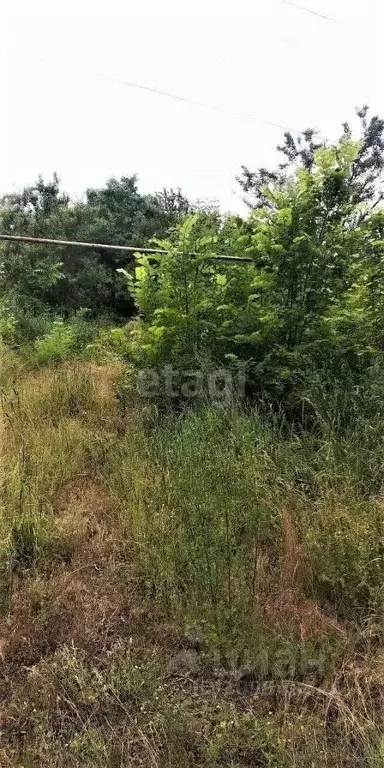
[1,107,384,766]
[3,106,384,418]
[0,175,190,336]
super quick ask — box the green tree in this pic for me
[127,108,384,411]
[234,108,384,399]
[0,174,191,331]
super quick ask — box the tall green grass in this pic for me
[0,363,116,608]
[109,404,384,659]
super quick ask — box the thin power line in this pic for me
[5,49,329,141]
[96,72,327,141]
[280,0,338,23]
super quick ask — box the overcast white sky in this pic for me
[1,0,382,212]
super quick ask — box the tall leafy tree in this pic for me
[128,108,384,409]
[0,174,191,328]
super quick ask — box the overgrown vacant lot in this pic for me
[0,357,382,767]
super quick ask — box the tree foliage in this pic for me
[125,108,384,413]
[2,107,384,418]
[0,174,190,336]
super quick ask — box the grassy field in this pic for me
[0,354,383,767]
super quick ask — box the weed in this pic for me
[0,361,383,766]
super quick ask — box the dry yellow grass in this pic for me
[0,358,383,767]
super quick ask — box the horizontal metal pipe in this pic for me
[0,234,253,263]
